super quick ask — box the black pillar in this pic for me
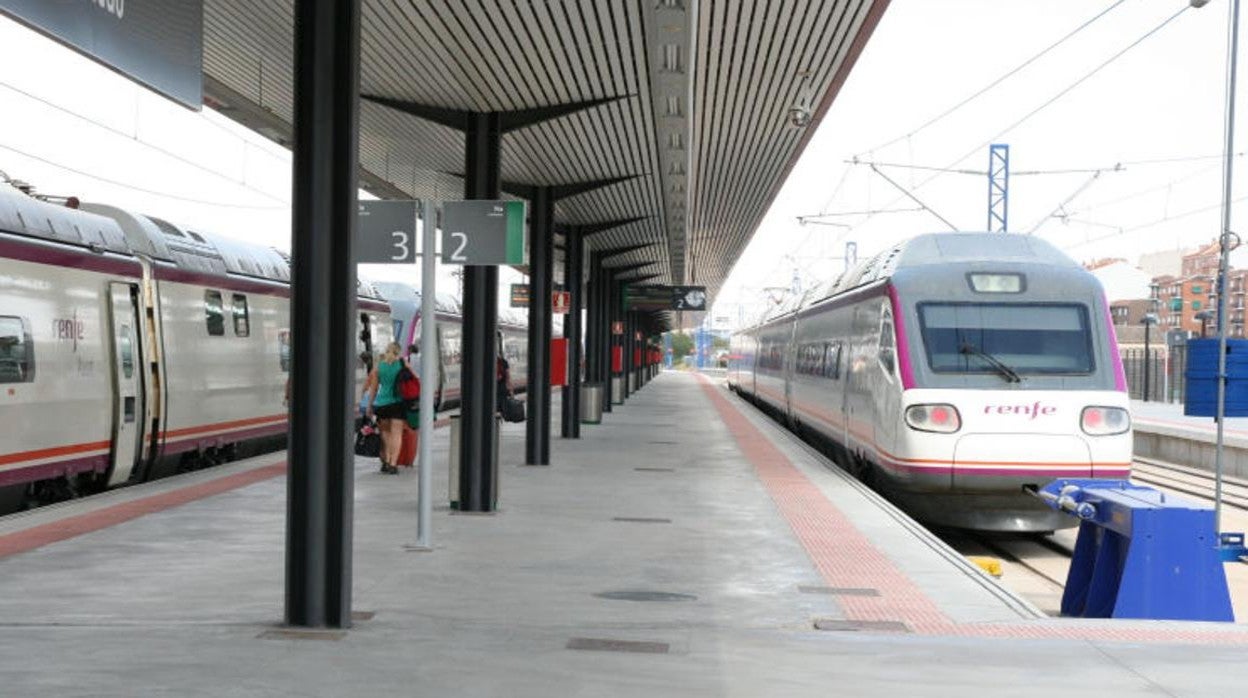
[286,0,359,629]
[526,187,553,464]
[460,112,502,512]
[561,228,583,438]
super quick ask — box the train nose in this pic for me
[951,434,1093,491]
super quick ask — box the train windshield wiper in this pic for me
[959,342,1021,383]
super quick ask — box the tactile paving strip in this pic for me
[695,374,1248,644]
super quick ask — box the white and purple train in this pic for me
[729,233,1133,531]
[0,184,526,511]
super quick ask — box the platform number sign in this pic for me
[441,200,527,265]
[356,200,420,264]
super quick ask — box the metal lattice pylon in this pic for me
[988,144,1009,232]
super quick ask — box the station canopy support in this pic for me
[286,0,360,630]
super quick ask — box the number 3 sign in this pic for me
[356,200,420,264]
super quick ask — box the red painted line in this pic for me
[0,440,112,467]
[695,374,952,632]
[697,375,1248,643]
[0,462,287,560]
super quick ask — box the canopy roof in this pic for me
[201,0,888,309]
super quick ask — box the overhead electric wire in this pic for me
[869,164,959,231]
[0,79,289,205]
[0,142,287,209]
[1026,169,1108,234]
[843,4,1193,237]
[859,0,1128,156]
[935,4,1191,189]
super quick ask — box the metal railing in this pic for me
[1118,345,1197,403]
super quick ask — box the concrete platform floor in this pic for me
[0,371,1246,697]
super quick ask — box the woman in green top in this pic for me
[364,341,411,474]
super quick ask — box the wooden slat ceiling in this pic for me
[201,0,887,306]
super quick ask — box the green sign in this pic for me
[441,200,527,265]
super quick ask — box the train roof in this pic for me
[0,185,387,300]
[371,281,464,317]
[0,184,131,254]
[755,233,1084,326]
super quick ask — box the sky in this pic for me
[0,1,1243,331]
[714,0,1245,327]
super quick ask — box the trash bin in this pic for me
[448,414,500,510]
[611,376,624,405]
[581,384,603,424]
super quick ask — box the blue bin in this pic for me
[1184,338,1248,417]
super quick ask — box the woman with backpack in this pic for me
[364,341,417,474]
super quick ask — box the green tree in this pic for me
[669,332,694,360]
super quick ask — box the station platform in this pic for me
[1133,399,1248,477]
[1,372,1248,696]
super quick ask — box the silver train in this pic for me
[373,282,529,411]
[0,184,527,511]
[728,233,1133,532]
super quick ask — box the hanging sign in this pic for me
[441,200,527,265]
[356,200,420,263]
[509,284,530,307]
[0,0,204,109]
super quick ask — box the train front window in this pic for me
[918,303,1093,375]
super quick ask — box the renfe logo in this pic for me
[984,402,1056,420]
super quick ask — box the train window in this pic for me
[232,294,250,337]
[0,316,34,384]
[918,303,1093,375]
[278,331,291,372]
[823,342,841,379]
[204,291,225,336]
[118,325,134,379]
[879,309,896,375]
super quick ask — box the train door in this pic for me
[783,319,799,421]
[106,283,145,483]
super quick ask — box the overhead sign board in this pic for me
[509,284,530,307]
[356,200,420,264]
[624,285,671,311]
[671,285,707,311]
[441,200,526,266]
[0,0,204,109]
[624,285,708,311]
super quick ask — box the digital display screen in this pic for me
[968,273,1024,293]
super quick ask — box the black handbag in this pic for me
[354,417,381,457]
[501,395,526,423]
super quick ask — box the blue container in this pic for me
[1184,338,1248,416]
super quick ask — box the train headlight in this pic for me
[905,404,962,433]
[1080,406,1130,435]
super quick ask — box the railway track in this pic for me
[1131,457,1248,512]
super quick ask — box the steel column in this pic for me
[286,0,359,630]
[459,112,502,512]
[526,187,553,464]
[561,228,583,438]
